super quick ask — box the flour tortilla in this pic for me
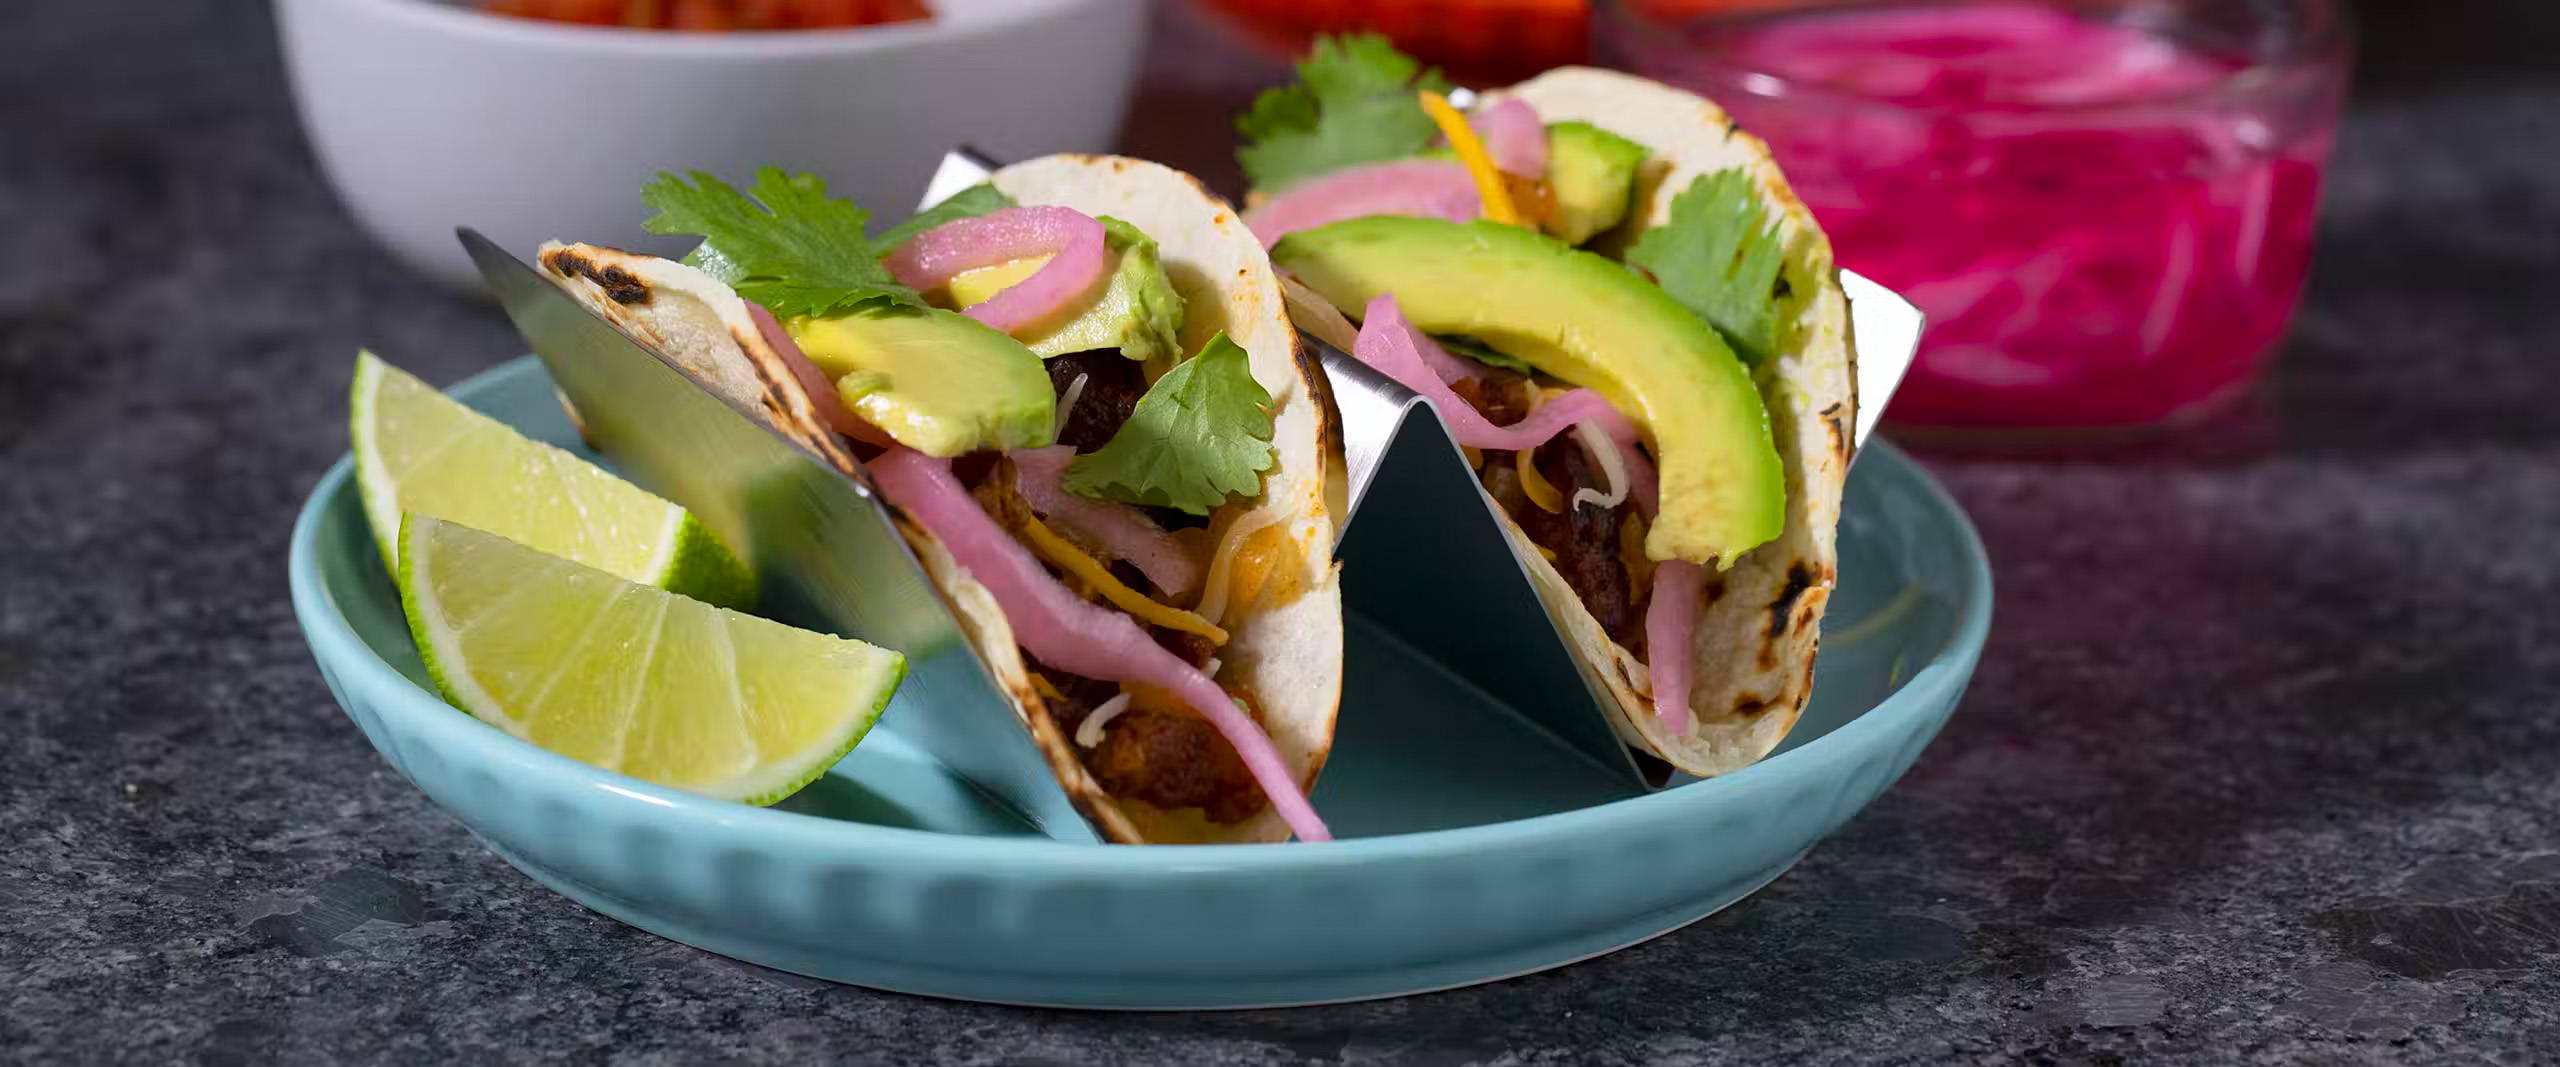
[1286,68,1856,777]
[536,154,1341,842]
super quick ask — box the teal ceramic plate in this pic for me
[288,357,1992,1009]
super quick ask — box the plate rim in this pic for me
[288,355,1993,872]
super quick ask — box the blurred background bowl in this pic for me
[276,0,1146,290]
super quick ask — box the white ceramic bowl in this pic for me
[277,0,1147,289]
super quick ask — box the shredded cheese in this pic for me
[1462,445,1484,470]
[1418,90,1520,226]
[1516,445,1564,513]
[1019,514,1230,644]
[1074,692,1133,749]
[1029,672,1064,702]
[1568,421,1630,511]
[1534,543,1557,563]
[1194,508,1282,627]
[1054,372,1089,430]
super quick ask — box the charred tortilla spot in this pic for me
[1767,562,1814,639]
[1734,693,1768,717]
[546,250,653,306]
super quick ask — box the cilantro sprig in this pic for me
[641,167,921,318]
[1064,334,1275,515]
[1624,169,1787,364]
[1235,33,1451,194]
[1435,334,1535,375]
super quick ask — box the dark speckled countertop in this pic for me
[6,1,2558,1063]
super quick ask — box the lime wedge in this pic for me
[399,514,904,804]
[351,351,752,608]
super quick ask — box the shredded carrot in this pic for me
[1418,91,1520,226]
[1019,514,1229,645]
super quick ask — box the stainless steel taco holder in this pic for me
[450,141,1918,842]
[461,229,1106,844]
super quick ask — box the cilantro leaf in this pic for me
[874,182,1015,250]
[1434,334,1536,375]
[641,167,921,318]
[1063,333,1275,515]
[1624,169,1787,364]
[1235,32,1452,193]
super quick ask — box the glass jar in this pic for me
[1597,0,2351,436]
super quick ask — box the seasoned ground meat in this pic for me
[950,451,999,489]
[1460,367,1638,639]
[1550,445,1635,638]
[1449,370,1535,424]
[1085,706,1263,825]
[1152,626,1218,669]
[1038,670,1122,738]
[1046,350,1145,453]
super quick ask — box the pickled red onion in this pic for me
[885,206,1107,334]
[1351,296,1643,456]
[745,303,893,447]
[1246,160,1478,247]
[1646,561,1706,737]
[867,448,1328,842]
[1476,97,1548,178]
[1009,445,1203,599]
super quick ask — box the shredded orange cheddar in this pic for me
[1516,445,1564,513]
[1019,514,1229,644]
[1418,91,1520,226]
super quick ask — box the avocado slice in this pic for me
[1272,216,1782,565]
[785,306,1055,458]
[943,217,1185,365]
[1542,121,1648,246]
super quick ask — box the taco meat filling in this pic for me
[1458,366,1652,653]
[949,350,1268,826]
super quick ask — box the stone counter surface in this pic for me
[5,2,2557,1063]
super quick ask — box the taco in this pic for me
[536,154,1342,843]
[1239,38,1854,778]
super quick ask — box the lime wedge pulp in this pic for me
[399,515,905,804]
[350,351,753,609]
